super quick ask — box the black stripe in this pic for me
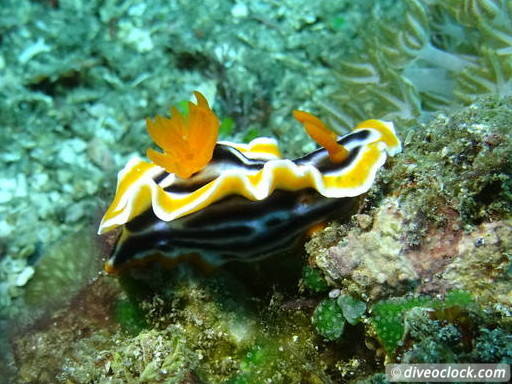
[339,129,370,145]
[317,146,361,173]
[183,194,296,228]
[211,144,265,169]
[112,189,355,268]
[153,171,169,184]
[163,176,216,193]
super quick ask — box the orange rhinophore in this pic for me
[146,91,219,178]
[293,110,349,163]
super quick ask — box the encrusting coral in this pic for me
[307,97,512,303]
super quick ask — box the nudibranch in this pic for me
[98,92,401,274]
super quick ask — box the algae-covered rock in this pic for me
[442,220,512,306]
[23,227,102,313]
[387,97,512,226]
[12,266,337,383]
[302,96,512,371]
[108,328,198,383]
[472,328,512,364]
[308,97,512,307]
[307,198,418,300]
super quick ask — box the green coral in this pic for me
[312,298,345,341]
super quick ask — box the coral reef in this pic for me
[307,97,512,305]
[387,97,512,226]
[307,198,419,300]
[11,270,333,383]
[302,95,511,378]
[2,0,512,383]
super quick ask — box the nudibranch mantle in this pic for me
[99,92,401,273]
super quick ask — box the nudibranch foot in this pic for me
[99,92,401,274]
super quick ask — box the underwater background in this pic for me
[0,0,511,383]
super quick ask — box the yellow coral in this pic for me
[146,91,219,179]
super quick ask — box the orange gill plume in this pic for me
[292,110,349,163]
[146,91,219,178]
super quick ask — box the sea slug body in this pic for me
[99,92,401,273]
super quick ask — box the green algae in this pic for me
[301,265,329,293]
[312,298,345,341]
[242,127,262,143]
[337,295,366,326]
[229,343,289,384]
[227,310,332,384]
[110,328,197,384]
[219,117,235,138]
[435,290,475,311]
[114,297,148,336]
[371,296,430,354]
[310,294,365,340]
[370,291,475,355]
